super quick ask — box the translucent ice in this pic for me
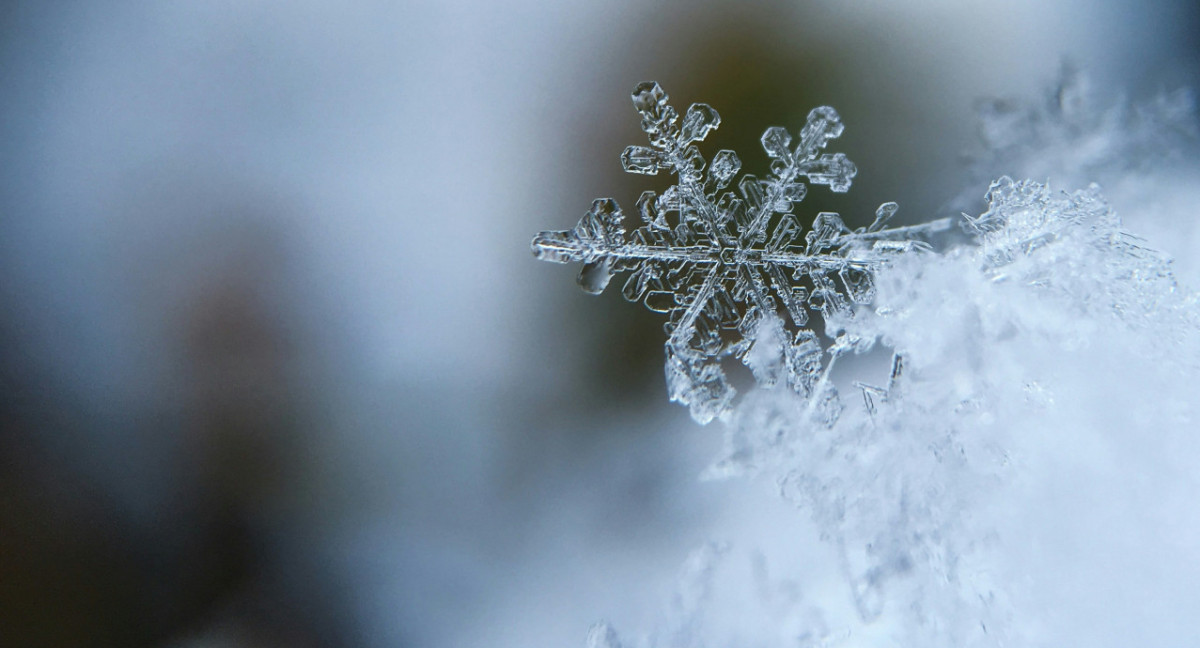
[532,82,950,423]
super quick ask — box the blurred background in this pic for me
[1,1,1198,646]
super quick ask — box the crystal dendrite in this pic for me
[532,82,949,423]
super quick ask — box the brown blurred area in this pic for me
[0,192,343,646]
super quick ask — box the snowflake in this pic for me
[532,82,950,423]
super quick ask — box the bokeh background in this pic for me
[2,1,1198,646]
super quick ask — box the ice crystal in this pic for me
[532,82,950,423]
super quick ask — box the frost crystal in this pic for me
[532,82,950,423]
